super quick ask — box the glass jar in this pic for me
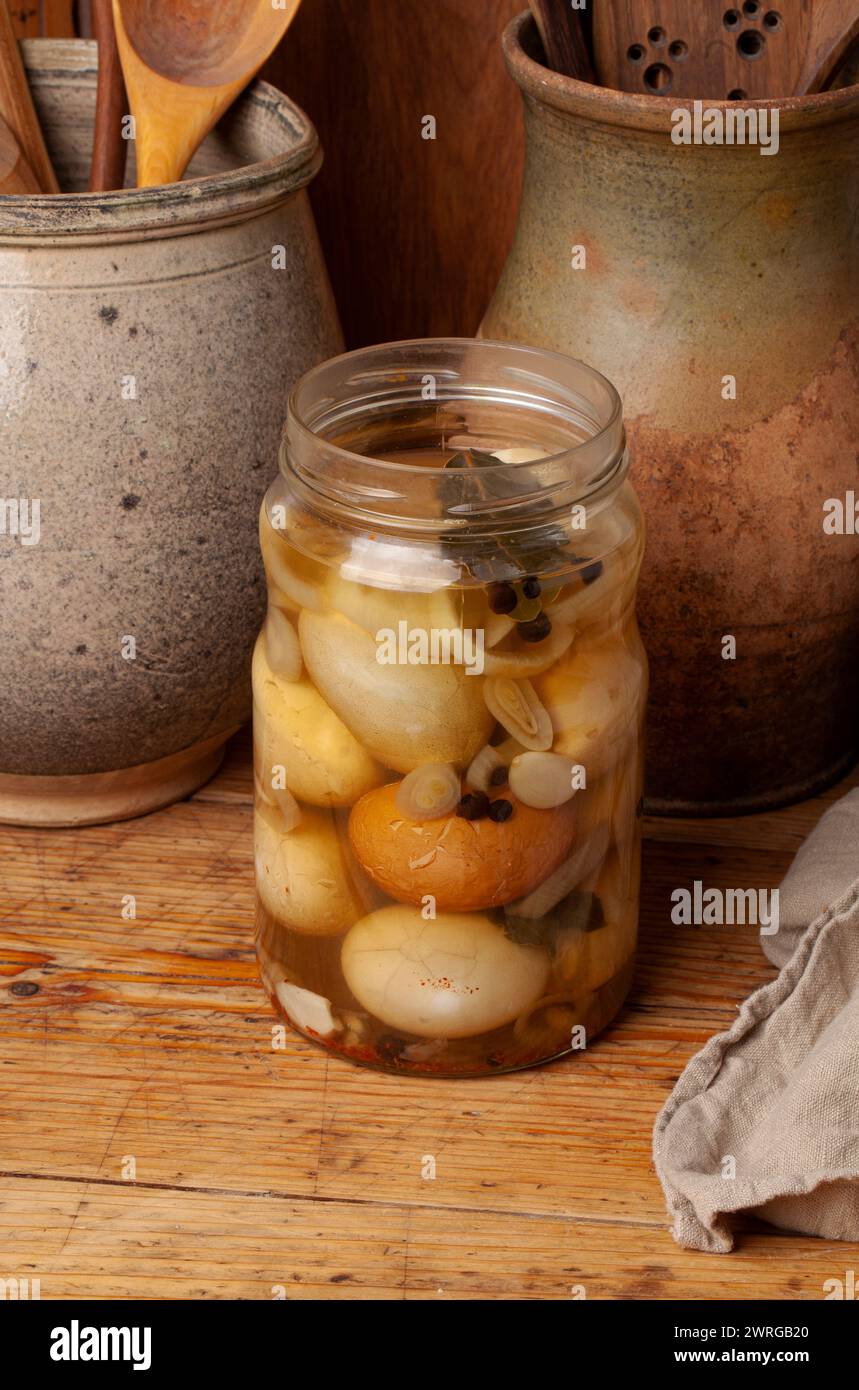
[254,339,647,1076]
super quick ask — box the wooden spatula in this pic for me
[0,0,59,191]
[112,0,302,188]
[89,0,128,191]
[594,1,859,101]
[0,108,40,192]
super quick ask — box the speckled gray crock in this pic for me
[0,41,342,819]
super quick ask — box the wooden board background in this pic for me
[1,729,857,1300]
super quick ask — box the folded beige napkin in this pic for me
[653,788,859,1253]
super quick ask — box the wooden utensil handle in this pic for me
[0,107,40,192]
[530,0,595,81]
[89,0,128,191]
[0,0,59,192]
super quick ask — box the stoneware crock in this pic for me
[482,13,859,814]
[0,40,343,826]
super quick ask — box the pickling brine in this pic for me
[254,339,647,1075]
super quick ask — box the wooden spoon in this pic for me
[529,0,595,82]
[594,2,859,101]
[0,108,40,193]
[112,0,302,188]
[0,0,59,191]
[89,0,129,190]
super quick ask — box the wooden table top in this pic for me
[2,731,857,1301]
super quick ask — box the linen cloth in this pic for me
[653,789,859,1252]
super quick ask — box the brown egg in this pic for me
[348,781,578,912]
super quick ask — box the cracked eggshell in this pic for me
[341,905,550,1039]
[255,804,367,935]
[535,636,644,782]
[299,609,494,773]
[253,635,386,807]
[348,780,578,911]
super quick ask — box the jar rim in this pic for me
[286,334,623,465]
[281,337,627,536]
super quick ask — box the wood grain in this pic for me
[529,0,595,81]
[0,104,39,189]
[0,0,59,188]
[1,728,857,1298]
[265,0,525,347]
[592,0,858,101]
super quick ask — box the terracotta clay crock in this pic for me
[0,41,342,826]
[482,13,859,814]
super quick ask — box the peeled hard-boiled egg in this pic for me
[255,804,366,936]
[253,635,386,808]
[341,905,550,1039]
[536,636,645,782]
[299,609,494,772]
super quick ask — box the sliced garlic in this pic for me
[506,822,611,918]
[395,763,461,820]
[484,677,553,752]
[482,624,575,679]
[254,772,302,832]
[466,743,507,794]
[509,751,578,809]
[265,606,303,681]
[275,981,343,1038]
[485,611,516,648]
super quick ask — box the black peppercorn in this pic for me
[521,575,542,600]
[487,582,517,615]
[488,798,513,823]
[457,791,490,820]
[581,560,604,585]
[517,612,552,643]
[489,765,509,787]
[376,1034,407,1063]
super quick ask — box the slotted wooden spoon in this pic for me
[594,1,859,101]
[0,108,40,193]
[112,0,302,188]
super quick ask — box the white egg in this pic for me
[299,609,494,772]
[253,635,386,808]
[341,905,550,1039]
[255,805,366,936]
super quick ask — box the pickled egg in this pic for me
[341,905,550,1039]
[299,609,494,772]
[348,780,578,911]
[536,636,644,781]
[255,804,367,936]
[253,635,386,808]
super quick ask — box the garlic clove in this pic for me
[506,822,610,919]
[275,981,343,1038]
[509,751,578,809]
[481,623,575,679]
[484,677,553,751]
[395,763,461,820]
[265,606,303,681]
[466,743,508,794]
